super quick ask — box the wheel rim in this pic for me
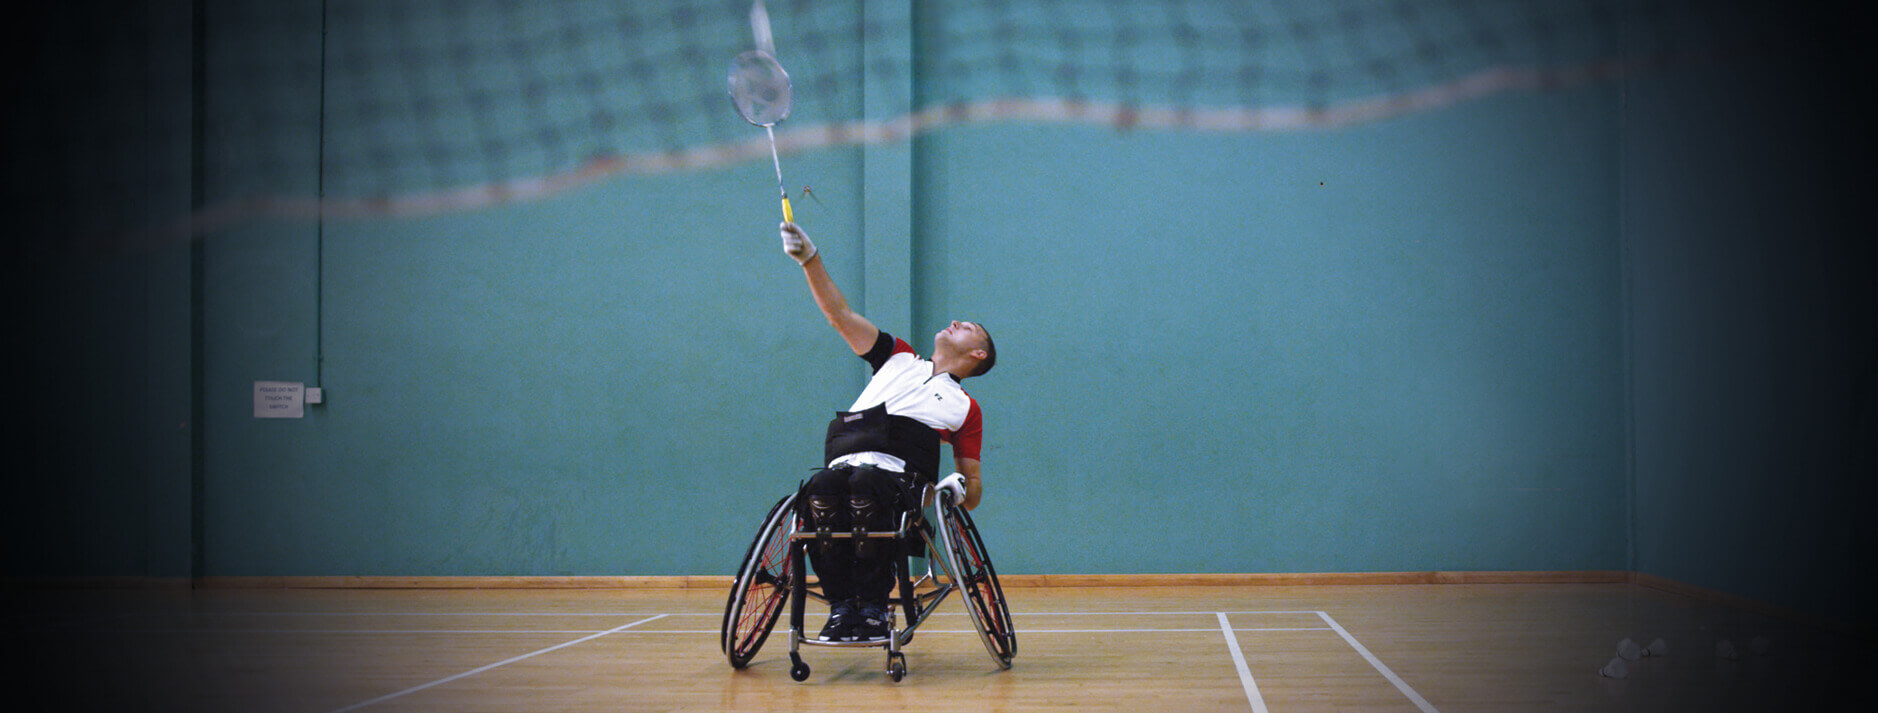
[723,494,796,666]
[939,502,1016,664]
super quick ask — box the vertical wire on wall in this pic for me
[1616,4,1639,580]
[188,0,208,584]
[315,0,328,390]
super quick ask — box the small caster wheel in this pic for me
[789,653,810,682]
[887,653,907,682]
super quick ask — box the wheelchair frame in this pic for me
[720,486,1016,682]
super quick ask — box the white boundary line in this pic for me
[1316,611,1440,713]
[165,611,1337,619]
[144,608,1439,713]
[141,626,1337,635]
[121,622,1339,635]
[324,613,667,713]
[1217,612,1271,713]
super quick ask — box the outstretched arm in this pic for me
[782,222,878,355]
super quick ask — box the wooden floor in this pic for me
[8,582,1867,712]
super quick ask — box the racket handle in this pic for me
[781,196,794,223]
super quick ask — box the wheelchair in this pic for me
[720,483,1016,682]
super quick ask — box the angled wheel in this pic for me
[789,656,811,682]
[935,498,1016,668]
[721,493,797,668]
[887,652,907,682]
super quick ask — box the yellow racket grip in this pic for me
[781,196,794,223]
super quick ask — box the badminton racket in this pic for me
[729,2,794,222]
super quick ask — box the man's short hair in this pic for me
[970,324,997,377]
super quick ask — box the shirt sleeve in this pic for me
[945,398,984,461]
[860,331,915,373]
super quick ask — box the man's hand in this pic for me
[781,221,817,265]
[936,472,967,506]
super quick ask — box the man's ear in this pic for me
[970,348,988,362]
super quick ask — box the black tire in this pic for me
[721,493,797,668]
[887,653,907,682]
[790,658,811,682]
[935,499,1017,667]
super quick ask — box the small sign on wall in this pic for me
[254,381,305,419]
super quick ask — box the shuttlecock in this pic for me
[1716,639,1738,660]
[1599,656,1629,678]
[1616,638,1641,661]
[1643,638,1669,657]
[1749,636,1771,656]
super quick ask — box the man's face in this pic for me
[935,320,989,356]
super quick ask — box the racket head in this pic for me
[727,50,792,127]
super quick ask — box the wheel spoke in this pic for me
[722,493,796,668]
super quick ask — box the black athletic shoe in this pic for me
[818,599,856,642]
[851,599,891,641]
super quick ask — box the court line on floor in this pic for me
[1317,611,1439,713]
[120,625,1339,635]
[153,611,1329,615]
[324,613,667,713]
[195,608,1431,713]
[115,610,1335,636]
[1217,612,1271,713]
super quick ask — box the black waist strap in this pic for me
[823,404,941,482]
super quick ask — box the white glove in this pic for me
[780,221,817,265]
[936,472,967,505]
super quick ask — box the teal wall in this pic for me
[914,104,1629,576]
[194,88,1630,578]
[11,1,1870,628]
[1620,16,1875,623]
[11,0,198,578]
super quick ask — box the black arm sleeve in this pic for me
[860,330,896,373]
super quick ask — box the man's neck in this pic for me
[929,357,967,382]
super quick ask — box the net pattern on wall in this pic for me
[16,0,1771,241]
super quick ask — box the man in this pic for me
[780,221,996,642]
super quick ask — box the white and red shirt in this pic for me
[829,332,983,472]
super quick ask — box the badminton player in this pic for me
[779,220,997,642]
